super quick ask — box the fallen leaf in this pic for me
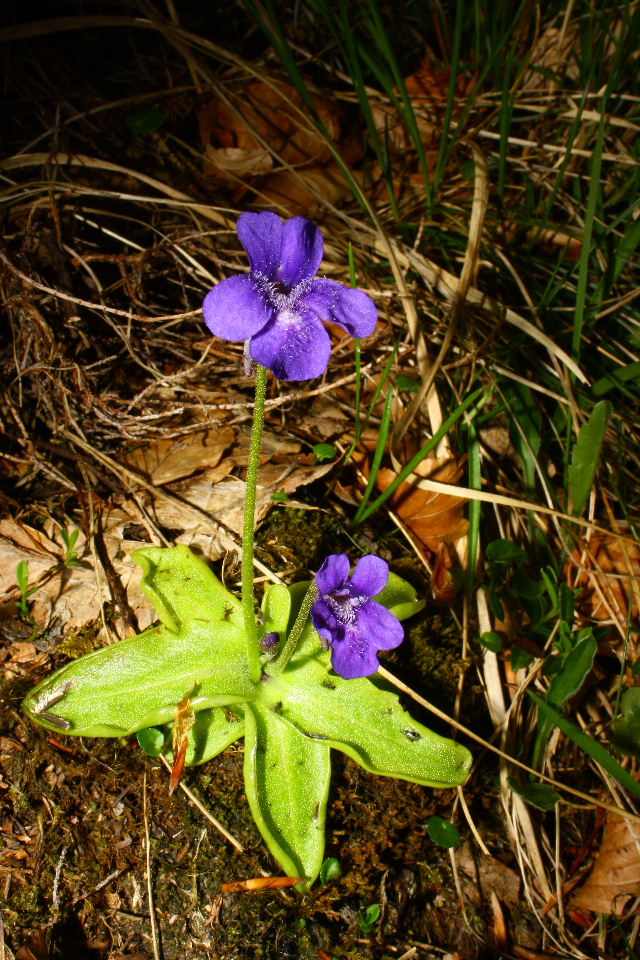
[456,841,522,906]
[253,165,356,217]
[371,55,472,156]
[521,23,580,90]
[221,875,306,893]
[571,813,640,915]
[123,427,236,485]
[16,929,49,960]
[565,533,640,624]
[198,78,361,216]
[375,456,469,553]
[170,689,196,794]
[0,432,332,646]
[199,80,338,181]
[490,891,510,952]
[0,519,61,585]
[0,511,158,647]
[431,543,460,603]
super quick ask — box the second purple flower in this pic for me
[203,211,377,381]
[311,553,404,679]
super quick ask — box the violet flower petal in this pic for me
[330,626,379,680]
[356,600,404,651]
[279,217,324,287]
[315,554,350,597]
[305,279,378,337]
[329,602,404,679]
[309,598,338,633]
[237,211,284,277]
[203,275,274,340]
[350,554,389,598]
[249,312,331,381]
[311,552,405,680]
[203,212,378,381]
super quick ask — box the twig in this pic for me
[143,772,162,960]
[158,755,244,852]
[52,844,68,914]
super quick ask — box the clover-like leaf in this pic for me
[244,703,330,885]
[259,652,471,788]
[23,546,256,736]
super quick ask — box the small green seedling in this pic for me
[358,903,381,933]
[60,528,82,567]
[15,560,31,619]
[426,815,461,848]
[312,443,337,463]
[319,857,341,885]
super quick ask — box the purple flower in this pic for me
[311,554,404,679]
[202,212,377,381]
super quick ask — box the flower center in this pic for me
[253,271,312,311]
[326,586,368,625]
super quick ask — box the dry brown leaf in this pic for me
[490,891,510,952]
[0,511,160,647]
[15,929,49,960]
[0,432,332,646]
[431,543,459,604]
[170,688,196,794]
[521,24,580,89]
[198,78,361,215]
[571,813,640,915]
[123,427,236,486]
[376,457,469,553]
[151,457,334,550]
[198,80,339,182]
[253,165,356,217]
[370,54,476,206]
[0,519,61,578]
[220,875,306,893]
[565,533,640,623]
[306,393,351,441]
[371,56,470,156]
[456,842,521,906]
[499,221,582,262]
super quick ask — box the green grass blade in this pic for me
[352,389,394,526]
[572,107,607,362]
[568,400,612,515]
[353,387,486,526]
[529,692,640,802]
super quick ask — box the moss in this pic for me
[56,620,102,658]
[256,501,350,575]
[6,886,44,930]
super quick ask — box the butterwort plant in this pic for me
[23,212,472,887]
